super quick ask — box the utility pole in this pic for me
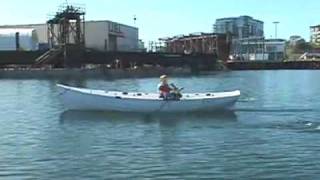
[273,21,280,39]
[273,21,280,61]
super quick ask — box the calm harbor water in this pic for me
[0,70,320,179]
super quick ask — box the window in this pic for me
[266,45,276,52]
[109,22,121,33]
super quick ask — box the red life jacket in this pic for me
[159,84,171,93]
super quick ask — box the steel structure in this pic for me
[47,3,86,48]
[161,33,229,60]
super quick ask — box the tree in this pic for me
[293,42,312,53]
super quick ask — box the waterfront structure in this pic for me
[214,16,264,39]
[310,25,320,46]
[161,33,230,60]
[0,21,139,52]
[230,38,286,61]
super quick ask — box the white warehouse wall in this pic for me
[117,24,139,51]
[0,29,39,51]
[85,21,108,51]
[0,24,48,44]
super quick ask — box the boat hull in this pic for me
[57,84,240,113]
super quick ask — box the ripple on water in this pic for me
[0,72,320,179]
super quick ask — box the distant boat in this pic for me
[57,84,240,113]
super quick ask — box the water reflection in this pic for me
[59,110,238,166]
[60,110,238,124]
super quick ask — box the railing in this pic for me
[34,48,63,65]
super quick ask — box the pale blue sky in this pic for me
[0,0,318,42]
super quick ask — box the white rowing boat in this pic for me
[57,84,240,112]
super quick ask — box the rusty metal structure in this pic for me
[161,33,230,61]
[33,3,86,66]
[47,3,86,48]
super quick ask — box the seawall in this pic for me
[226,61,320,70]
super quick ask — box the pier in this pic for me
[0,50,217,71]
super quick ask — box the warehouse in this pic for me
[0,20,139,52]
[0,28,39,51]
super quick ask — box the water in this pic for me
[0,70,320,179]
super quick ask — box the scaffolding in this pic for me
[47,3,86,48]
[162,33,223,55]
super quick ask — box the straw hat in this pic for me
[160,75,168,81]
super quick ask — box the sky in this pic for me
[0,0,318,43]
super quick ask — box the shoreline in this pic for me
[0,67,194,79]
[226,60,320,70]
[1,61,320,80]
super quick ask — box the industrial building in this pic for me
[214,16,265,60]
[0,4,215,70]
[161,33,230,60]
[0,29,39,51]
[310,25,320,46]
[214,16,264,39]
[0,20,139,52]
[230,37,286,61]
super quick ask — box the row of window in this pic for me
[311,27,320,32]
[215,23,263,37]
